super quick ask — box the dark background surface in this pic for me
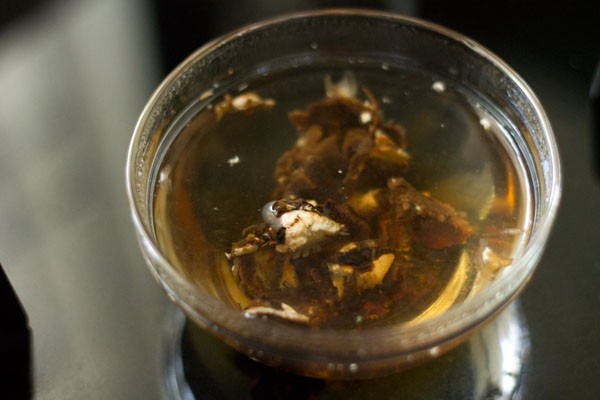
[1,1,598,398]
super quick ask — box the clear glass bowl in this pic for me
[126,9,560,379]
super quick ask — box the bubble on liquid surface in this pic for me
[261,201,282,230]
[432,81,446,93]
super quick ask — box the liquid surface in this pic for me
[152,65,530,329]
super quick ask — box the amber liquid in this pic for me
[152,65,531,328]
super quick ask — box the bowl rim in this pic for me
[126,8,561,364]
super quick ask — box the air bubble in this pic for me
[262,201,282,230]
[480,117,491,130]
[158,167,171,185]
[227,155,240,166]
[432,81,446,93]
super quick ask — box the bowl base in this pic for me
[162,302,530,399]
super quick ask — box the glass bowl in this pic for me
[126,9,560,379]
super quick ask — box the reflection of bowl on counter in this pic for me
[162,302,530,398]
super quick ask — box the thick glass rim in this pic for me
[126,9,561,367]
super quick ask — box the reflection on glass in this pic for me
[163,302,529,399]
